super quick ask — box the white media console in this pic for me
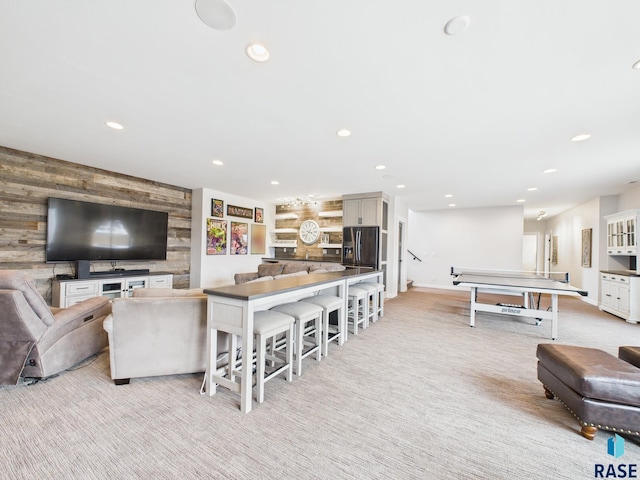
[52,272,173,307]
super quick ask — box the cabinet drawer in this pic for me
[65,282,98,296]
[609,275,629,284]
[149,276,171,288]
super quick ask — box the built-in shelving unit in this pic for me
[52,272,173,308]
[600,209,640,323]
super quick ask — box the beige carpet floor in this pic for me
[1,287,638,479]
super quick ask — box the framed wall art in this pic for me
[251,224,266,254]
[227,204,253,219]
[206,218,227,255]
[551,235,558,265]
[230,222,248,255]
[211,199,224,218]
[581,228,592,268]
[254,207,264,223]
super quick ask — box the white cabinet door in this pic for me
[342,199,361,226]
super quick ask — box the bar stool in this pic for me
[253,310,295,404]
[357,282,378,326]
[347,286,368,336]
[298,294,344,357]
[363,282,385,318]
[270,302,323,376]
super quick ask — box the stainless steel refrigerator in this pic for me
[342,226,379,269]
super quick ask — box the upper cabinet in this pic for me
[605,209,639,256]
[343,194,382,226]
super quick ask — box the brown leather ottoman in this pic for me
[536,343,640,440]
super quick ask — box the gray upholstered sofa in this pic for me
[234,262,346,285]
[0,270,110,385]
[103,288,229,385]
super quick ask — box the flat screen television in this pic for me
[46,197,169,263]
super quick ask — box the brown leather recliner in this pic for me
[0,270,110,385]
[537,343,640,440]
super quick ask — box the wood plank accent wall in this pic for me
[0,146,192,303]
[274,199,342,260]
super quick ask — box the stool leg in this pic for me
[322,310,330,357]
[255,333,266,404]
[285,324,294,382]
[581,425,597,440]
[295,319,303,376]
[315,315,322,361]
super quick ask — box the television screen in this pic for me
[46,197,168,262]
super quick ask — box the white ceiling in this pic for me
[1,1,640,219]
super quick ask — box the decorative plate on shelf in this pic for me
[299,220,320,245]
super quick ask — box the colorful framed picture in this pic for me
[211,199,224,218]
[251,224,266,255]
[254,207,264,223]
[206,218,227,255]
[230,222,248,255]
[227,204,253,219]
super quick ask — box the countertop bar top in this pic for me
[204,268,380,301]
[600,270,640,277]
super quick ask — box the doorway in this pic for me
[398,221,405,292]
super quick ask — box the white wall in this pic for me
[407,206,524,289]
[618,183,640,211]
[190,188,273,288]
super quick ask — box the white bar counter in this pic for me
[204,268,382,413]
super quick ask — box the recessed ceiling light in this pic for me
[571,134,591,142]
[271,180,279,185]
[212,159,224,166]
[633,60,640,70]
[543,168,557,174]
[336,129,351,137]
[517,199,525,203]
[246,43,270,62]
[444,16,471,36]
[448,203,456,207]
[444,194,453,198]
[397,184,405,189]
[527,187,538,191]
[105,121,123,130]
[375,165,386,170]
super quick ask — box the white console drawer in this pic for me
[64,294,98,307]
[149,275,172,288]
[65,282,98,296]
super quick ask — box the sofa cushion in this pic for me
[245,276,274,283]
[235,272,259,284]
[282,263,309,274]
[274,271,308,280]
[619,346,640,369]
[258,263,285,277]
[0,271,54,326]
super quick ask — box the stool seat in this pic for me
[363,281,385,317]
[299,294,345,356]
[347,286,368,336]
[356,283,378,326]
[271,302,323,376]
[254,310,296,335]
[253,310,295,404]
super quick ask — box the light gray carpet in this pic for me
[1,288,638,479]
